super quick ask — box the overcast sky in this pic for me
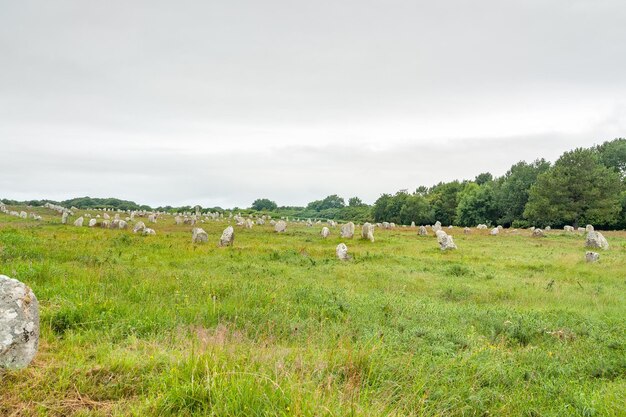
[1,1,625,208]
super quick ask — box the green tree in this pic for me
[399,194,434,225]
[427,181,465,225]
[251,198,278,211]
[307,195,345,211]
[348,197,366,207]
[496,159,551,226]
[456,183,498,226]
[524,148,622,227]
[474,172,493,185]
[596,138,626,179]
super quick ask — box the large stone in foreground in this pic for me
[336,243,349,260]
[0,275,39,369]
[274,220,287,233]
[585,231,609,250]
[192,227,208,243]
[218,226,234,247]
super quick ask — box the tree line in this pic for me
[4,139,624,229]
[254,138,626,229]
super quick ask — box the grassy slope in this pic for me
[0,206,625,416]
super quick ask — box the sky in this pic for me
[1,0,625,208]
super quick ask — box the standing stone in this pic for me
[143,228,156,236]
[192,228,208,243]
[586,224,594,232]
[336,243,349,261]
[175,216,183,225]
[418,225,428,236]
[74,217,84,227]
[88,218,97,227]
[244,219,254,229]
[0,275,39,369]
[361,223,375,242]
[564,225,575,232]
[274,220,287,233]
[532,228,546,238]
[585,231,609,250]
[432,221,442,232]
[477,224,488,230]
[61,212,69,224]
[101,220,110,229]
[118,220,128,230]
[218,226,234,247]
[103,213,110,220]
[585,252,600,263]
[490,227,499,236]
[544,226,551,231]
[410,221,416,227]
[340,222,355,239]
[436,230,457,250]
[463,227,471,234]
[133,221,146,233]
[306,219,313,227]
[321,226,330,238]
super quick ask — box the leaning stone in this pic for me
[0,275,39,369]
[585,252,600,263]
[133,221,146,233]
[585,231,609,250]
[218,226,234,247]
[192,227,208,243]
[336,243,349,260]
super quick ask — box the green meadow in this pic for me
[1,206,625,416]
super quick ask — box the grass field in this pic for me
[1,206,625,416]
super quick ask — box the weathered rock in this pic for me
[74,217,84,227]
[0,275,39,369]
[432,221,442,232]
[143,228,156,236]
[544,226,551,231]
[192,228,208,243]
[410,221,416,227]
[103,213,110,220]
[61,212,69,224]
[274,220,287,233]
[490,227,499,235]
[101,220,110,228]
[218,226,234,247]
[133,221,146,233]
[532,228,545,238]
[476,224,488,230]
[361,223,374,242]
[88,218,97,227]
[340,222,355,239]
[418,225,428,236]
[585,231,609,250]
[244,219,254,229]
[321,226,330,238]
[175,216,183,225]
[436,230,457,250]
[463,227,471,234]
[586,224,594,232]
[336,243,349,260]
[585,251,600,263]
[564,225,574,232]
[118,220,128,230]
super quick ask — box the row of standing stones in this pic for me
[1,203,615,369]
